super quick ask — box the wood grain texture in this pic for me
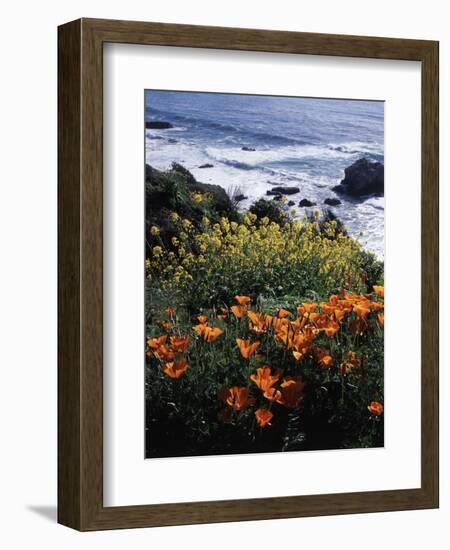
[57,18,439,531]
[57,19,82,530]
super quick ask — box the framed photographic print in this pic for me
[58,18,439,530]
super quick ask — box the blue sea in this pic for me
[145,91,384,257]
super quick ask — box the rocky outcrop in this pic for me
[145,163,238,252]
[241,146,256,151]
[266,186,300,196]
[324,198,342,206]
[299,199,316,207]
[199,163,214,169]
[333,158,384,197]
[146,121,173,129]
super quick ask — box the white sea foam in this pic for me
[145,137,385,259]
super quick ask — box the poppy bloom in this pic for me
[236,338,260,359]
[377,313,384,327]
[321,320,340,338]
[373,285,384,298]
[163,358,190,379]
[197,314,208,324]
[277,308,290,319]
[154,344,175,362]
[247,311,269,334]
[165,307,176,317]
[234,295,251,306]
[297,302,318,316]
[147,334,167,350]
[280,377,305,409]
[194,323,224,342]
[353,304,371,319]
[315,347,333,369]
[368,401,383,416]
[204,326,224,342]
[263,386,284,404]
[170,335,191,353]
[231,304,247,318]
[250,366,281,392]
[334,308,346,323]
[218,386,254,410]
[255,408,273,428]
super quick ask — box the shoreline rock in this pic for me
[267,186,300,196]
[146,121,173,129]
[333,157,384,197]
[241,146,256,151]
[199,163,214,169]
[324,198,342,206]
[299,199,316,207]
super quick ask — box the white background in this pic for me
[104,44,421,506]
[0,0,448,548]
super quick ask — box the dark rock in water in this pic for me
[199,163,214,169]
[335,157,384,197]
[146,121,173,129]
[272,195,283,202]
[267,186,300,196]
[241,146,256,151]
[299,198,316,207]
[324,198,342,206]
[288,200,295,206]
[167,138,177,144]
[234,194,248,202]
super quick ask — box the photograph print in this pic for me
[144,90,384,459]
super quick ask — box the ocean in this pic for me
[145,90,384,257]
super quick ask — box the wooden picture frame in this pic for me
[58,18,439,531]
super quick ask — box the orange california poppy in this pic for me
[373,285,384,298]
[377,313,384,327]
[231,304,247,318]
[250,366,282,392]
[315,347,333,369]
[368,401,383,416]
[204,326,224,343]
[147,334,167,350]
[236,338,260,359]
[334,308,346,323]
[321,320,340,338]
[277,308,290,319]
[161,322,173,330]
[194,323,223,342]
[297,302,318,316]
[234,295,251,306]
[154,344,175,362]
[353,304,371,319]
[263,386,284,404]
[163,358,190,379]
[169,335,191,353]
[247,311,269,334]
[255,408,273,428]
[197,314,208,324]
[165,306,176,317]
[280,377,305,409]
[218,386,254,411]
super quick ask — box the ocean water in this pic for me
[145,90,384,257]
